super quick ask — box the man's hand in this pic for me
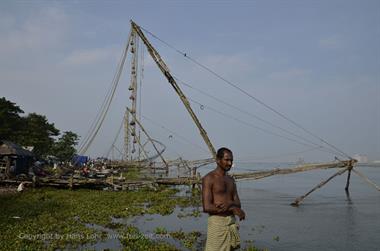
[232,207,246,221]
[215,201,233,212]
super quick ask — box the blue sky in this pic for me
[1,0,379,162]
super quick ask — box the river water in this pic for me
[234,164,380,251]
[130,164,380,251]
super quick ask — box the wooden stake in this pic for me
[345,169,352,191]
[344,161,354,191]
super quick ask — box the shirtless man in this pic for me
[202,147,245,251]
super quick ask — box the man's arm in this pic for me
[231,179,241,209]
[221,178,245,220]
[202,175,223,214]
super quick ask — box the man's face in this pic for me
[217,151,233,172]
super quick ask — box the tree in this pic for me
[52,131,79,162]
[0,97,79,159]
[0,97,24,141]
[19,113,60,158]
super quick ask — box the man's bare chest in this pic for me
[212,176,234,194]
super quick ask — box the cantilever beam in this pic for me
[131,20,216,159]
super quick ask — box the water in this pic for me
[236,165,380,251]
[222,164,380,250]
[131,164,380,250]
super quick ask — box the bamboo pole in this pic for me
[129,31,139,156]
[344,160,355,191]
[291,167,349,207]
[159,158,214,168]
[131,20,216,159]
[345,169,352,191]
[232,160,352,181]
[124,109,130,160]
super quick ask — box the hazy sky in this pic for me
[1,0,379,162]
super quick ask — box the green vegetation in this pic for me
[0,186,200,250]
[0,163,264,250]
[0,185,265,250]
[169,229,202,250]
[154,227,168,235]
[51,131,79,162]
[243,240,269,251]
[0,97,25,143]
[244,245,268,251]
[273,235,280,242]
[121,167,143,180]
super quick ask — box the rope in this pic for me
[78,31,131,155]
[77,46,126,153]
[235,146,323,163]
[138,25,352,159]
[105,115,124,158]
[141,114,210,154]
[187,96,345,157]
[173,75,344,156]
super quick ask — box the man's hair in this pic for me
[216,147,232,159]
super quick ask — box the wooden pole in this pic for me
[124,109,130,161]
[344,160,355,191]
[232,160,352,181]
[345,169,352,191]
[129,31,139,156]
[131,20,217,159]
[291,167,349,207]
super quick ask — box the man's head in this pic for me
[216,147,233,172]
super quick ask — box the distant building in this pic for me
[353,154,368,163]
